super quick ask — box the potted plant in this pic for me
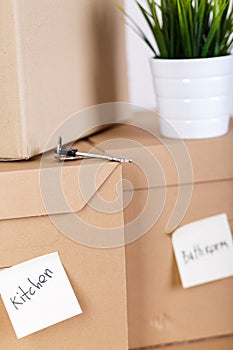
[118,0,233,139]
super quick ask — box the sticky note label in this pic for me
[181,241,230,265]
[0,252,82,338]
[10,268,54,311]
[172,214,233,288]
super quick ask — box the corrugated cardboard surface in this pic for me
[0,143,128,349]
[0,0,128,159]
[88,112,233,349]
[124,185,233,348]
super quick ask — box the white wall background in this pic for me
[125,0,233,113]
[125,0,156,110]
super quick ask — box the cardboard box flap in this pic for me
[0,140,119,220]
[88,112,233,190]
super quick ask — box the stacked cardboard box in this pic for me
[1,112,232,349]
[0,0,128,159]
[0,140,128,349]
[89,112,233,349]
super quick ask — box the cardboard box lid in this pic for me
[88,112,233,190]
[0,139,119,220]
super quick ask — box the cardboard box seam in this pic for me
[129,333,233,350]
[123,177,233,193]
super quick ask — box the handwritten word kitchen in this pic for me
[10,269,54,310]
[182,241,230,264]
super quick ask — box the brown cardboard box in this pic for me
[0,0,128,159]
[0,140,128,349]
[88,112,233,349]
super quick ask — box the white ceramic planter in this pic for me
[151,55,233,139]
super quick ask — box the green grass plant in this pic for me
[117,0,233,58]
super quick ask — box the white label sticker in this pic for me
[172,214,233,288]
[0,252,82,338]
